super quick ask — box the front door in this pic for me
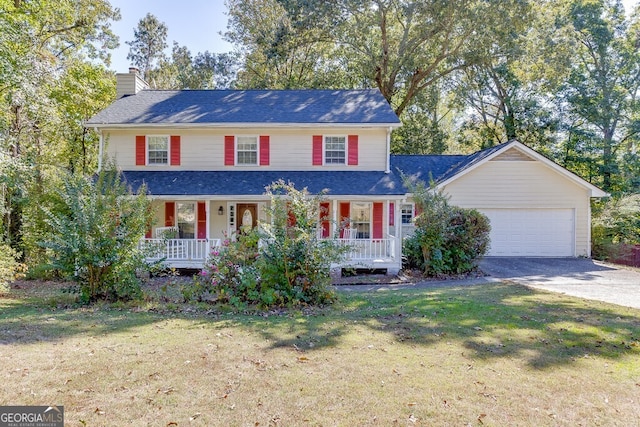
[236,203,258,234]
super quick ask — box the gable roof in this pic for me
[436,140,608,197]
[86,89,401,128]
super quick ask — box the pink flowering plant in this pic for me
[189,230,260,307]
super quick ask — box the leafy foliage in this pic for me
[592,194,640,260]
[40,170,152,302]
[257,181,345,305]
[191,181,344,309]
[0,243,26,293]
[403,180,490,276]
[126,13,169,82]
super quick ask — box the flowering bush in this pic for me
[188,181,345,309]
[190,231,261,307]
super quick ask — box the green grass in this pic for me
[1,281,639,426]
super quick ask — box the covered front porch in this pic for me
[140,197,404,272]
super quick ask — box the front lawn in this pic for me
[1,281,639,426]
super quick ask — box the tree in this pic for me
[560,0,640,193]
[225,0,349,89]
[0,0,120,262]
[150,42,239,89]
[126,13,168,82]
[40,169,152,302]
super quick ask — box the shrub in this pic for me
[194,232,261,308]
[403,180,490,276]
[0,244,27,292]
[192,181,345,308]
[592,194,640,260]
[40,169,152,302]
[257,181,345,305]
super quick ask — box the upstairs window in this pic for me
[324,136,346,164]
[148,136,169,165]
[237,136,258,165]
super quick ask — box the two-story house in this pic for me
[87,68,606,273]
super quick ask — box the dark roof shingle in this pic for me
[87,89,400,126]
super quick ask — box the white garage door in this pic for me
[479,209,575,257]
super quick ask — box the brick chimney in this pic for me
[116,67,149,98]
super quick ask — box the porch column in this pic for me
[332,200,338,237]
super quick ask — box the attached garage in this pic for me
[479,208,575,256]
[432,140,608,258]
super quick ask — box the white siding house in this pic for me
[87,69,607,272]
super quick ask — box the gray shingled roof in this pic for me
[121,170,406,196]
[120,154,481,196]
[87,89,401,126]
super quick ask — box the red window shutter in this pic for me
[320,202,330,238]
[224,135,235,165]
[165,202,175,226]
[312,135,323,165]
[197,202,206,239]
[259,135,270,165]
[348,135,359,165]
[389,202,395,226]
[373,202,383,239]
[135,135,146,165]
[170,135,181,165]
[286,202,297,228]
[339,202,350,238]
[415,204,423,217]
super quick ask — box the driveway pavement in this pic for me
[479,257,640,310]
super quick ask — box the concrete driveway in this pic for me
[479,257,640,310]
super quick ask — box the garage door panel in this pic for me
[480,209,574,257]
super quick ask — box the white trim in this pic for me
[400,203,415,225]
[323,135,347,166]
[235,135,259,166]
[385,127,392,173]
[436,140,608,198]
[146,135,170,166]
[88,122,402,130]
[96,128,103,172]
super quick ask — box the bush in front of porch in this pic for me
[188,181,347,309]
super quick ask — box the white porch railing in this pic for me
[337,237,396,261]
[138,238,221,265]
[139,235,399,270]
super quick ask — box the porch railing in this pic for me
[139,235,398,266]
[138,238,221,263]
[337,237,396,261]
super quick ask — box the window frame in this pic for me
[235,135,259,166]
[147,135,170,166]
[324,135,346,165]
[401,203,415,225]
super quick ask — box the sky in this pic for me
[106,0,640,73]
[107,0,233,72]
